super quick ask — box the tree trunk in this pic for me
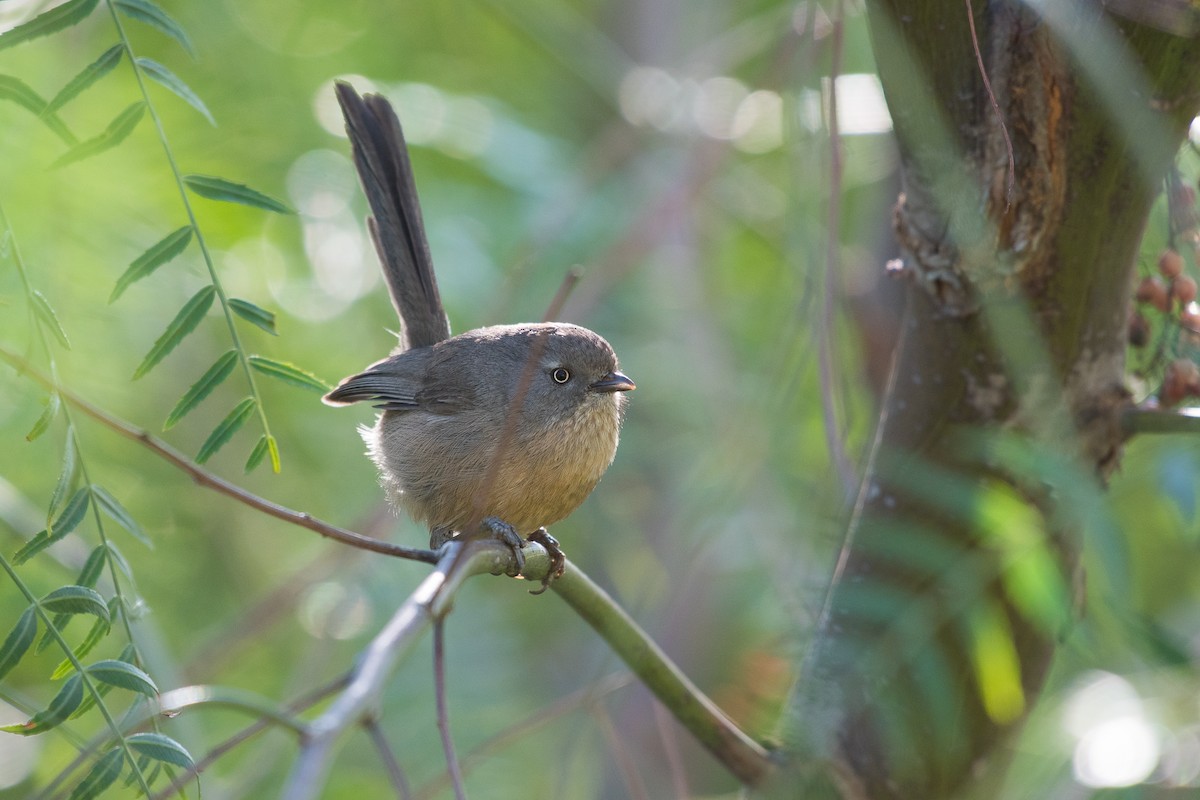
[778,2,1200,797]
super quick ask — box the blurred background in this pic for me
[1,1,1199,798]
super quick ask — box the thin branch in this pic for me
[281,542,508,800]
[433,619,467,800]
[590,701,650,800]
[965,0,1016,208]
[363,716,413,800]
[148,675,350,800]
[1122,405,1200,434]
[0,344,437,564]
[412,672,633,800]
[817,0,858,499]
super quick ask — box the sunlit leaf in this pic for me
[114,0,193,56]
[0,674,83,734]
[136,57,213,124]
[51,102,145,169]
[110,226,193,302]
[31,289,70,349]
[132,285,215,380]
[91,486,150,547]
[26,390,61,441]
[184,174,293,214]
[126,732,194,770]
[87,659,157,696]
[0,74,75,143]
[0,607,37,682]
[68,748,124,800]
[196,397,256,464]
[45,44,123,114]
[164,349,237,430]
[230,298,277,335]
[964,604,1024,724]
[248,355,329,393]
[15,487,90,565]
[40,585,109,622]
[0,0,100,52]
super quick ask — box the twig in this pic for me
[817,0,858,497]
[433,619,467,800]
[1122,405,1200,434]
[0,344,438,564]
[412,672,633,800]
[148,675,349,800]
[590,702,650,800]
[281,542,508,800]
[965,0,1016,208]
[363,716,412,800]
[550,564,774,786]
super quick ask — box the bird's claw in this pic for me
[526,528,565,595]
[480,516,525,576]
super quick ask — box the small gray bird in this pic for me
[324,82,633,586]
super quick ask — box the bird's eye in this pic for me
[551,367,571,384]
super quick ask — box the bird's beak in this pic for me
[589,371,636,393]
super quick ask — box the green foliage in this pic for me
[0,2,1196,798]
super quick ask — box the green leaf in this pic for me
[196,397,256,464]
[248,355,329,393]
[126,732,194,770]
[50,614,111,680]
[0,0,100,52]
[114,0,193,56]
[49,429,79,523]
[132,285,215,380]
[91,486,150,547]
[51,102,145,169]
[0,674,84,734]
[267,434,281,472]
[0,74,75,143]
[68,748,124,800]
[136,57,213,124]
[31,289,70,349]
[230,298,277,335]
[87,659,157,696]
[184,174,293,214]
[247,434,282,473]
[245,435,270,473]
[25,390,61,441]
[40,585,109,622]
[104,542,134,582]
[164,349,238,430]
[0,607,37,682]
[76,545,108,589]
[45,44,124,115]
[110,226,193,302]
[15,487,90,565]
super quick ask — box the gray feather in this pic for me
[335,81,450,350]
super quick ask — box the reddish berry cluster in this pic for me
[1132,250,1200,406]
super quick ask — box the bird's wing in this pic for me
[323,350,430,410]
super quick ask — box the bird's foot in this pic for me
[527,528,565,595]
[479,516,526,576]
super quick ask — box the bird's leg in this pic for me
[479,516,526,576]
[526,528,565,595]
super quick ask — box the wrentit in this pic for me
[323,83,634,582]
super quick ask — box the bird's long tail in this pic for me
[335,81,450,350]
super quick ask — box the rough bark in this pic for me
[777,2,1200,797]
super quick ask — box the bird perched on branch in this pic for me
[324,82,634,589]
